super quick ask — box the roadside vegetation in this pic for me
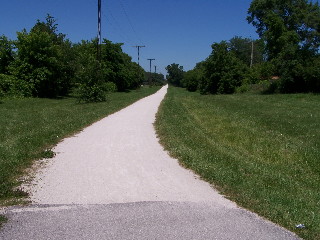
[155,86,320,240]
[0,86,160,206]
[167,0,320,95]
[0,15,165,103]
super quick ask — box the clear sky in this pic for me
[0,0,259,75]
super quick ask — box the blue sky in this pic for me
[0,0,259,75]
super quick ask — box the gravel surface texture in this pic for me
[27,85,234,206]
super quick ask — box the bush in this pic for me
[75,55,109,103]
[183,69,201,92]
[0,87,4,100]
[235,84,250,93]
[76,82,107,103]
[0,74,13,93]
[244,62,276,85]
[105,81,117,93]
[0,74,32,98]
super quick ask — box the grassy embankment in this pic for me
[155,86,319,240]
[0,86,161,209]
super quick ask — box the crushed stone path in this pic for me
[0,85,301,240]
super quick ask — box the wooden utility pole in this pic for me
[147,58,155,85]
[97,0,102,60]
[250,39,254,68]
[133,45,145,66]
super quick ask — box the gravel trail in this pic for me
[1,85,301,240]
[29,85,234,207]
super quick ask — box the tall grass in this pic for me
[155,86,320,240]
[0,86,161,205]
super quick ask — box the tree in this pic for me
[148,72,165,86]
[229,36,265,66]
[247,0,320,60]
[0,35,17,98]
[100,39,144,91]
[247,0,320,92]
[183,61,205,92]
[199,41,248,94]
[0,35,14,74]
[73,38,144,102]
[165,63,184,87]
[11,15,74,97]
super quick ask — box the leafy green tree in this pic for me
[100,39,144,91]
[73,39,110,102]
[248,0,320,92]
[147,72,165,86]
[183,61,205,92]
[248,0,320,60]
[11,15,74,97]
[199,41,248,94]
[74,38,144,102]
[0,36,18,98]
[0,35,14,74]
[165,63,184,87]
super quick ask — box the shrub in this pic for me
[0,74,32,98]
[183,69,202,92]
[235,84,250,93]
[76,82,107,103]
[105,81,117,93]
[75,55,108,103]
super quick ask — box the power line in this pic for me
[104,7,133,45]
[90,0,136,45]
[118,0,144,45]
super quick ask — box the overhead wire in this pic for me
[118,0,144,45]
[103,8,133,45]
[88,0,136,45]
[88,0,148,70]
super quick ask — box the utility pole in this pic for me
[97,0,102,61]
[154,65,157,73]
[133,45,145,66]
[147,58,155,85]
[250,39,254,68]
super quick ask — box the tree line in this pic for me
[0,15,165,102]
[166,0,320,94]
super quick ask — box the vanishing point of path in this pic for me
[0,85,300,239]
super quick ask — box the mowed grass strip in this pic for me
[0,86,161,205]
[155,86,320,240]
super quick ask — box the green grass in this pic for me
[0,86,161,207]
[155,86,320,240]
